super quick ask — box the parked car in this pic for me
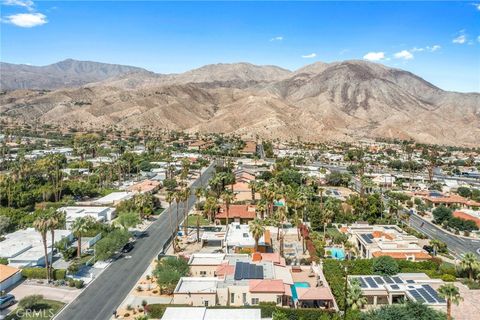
[0,294,15,310]
[121,242,134,253]
[423,245,434,254]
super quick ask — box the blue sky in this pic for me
[1,1,479,92]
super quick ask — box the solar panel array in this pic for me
[407,285,445,304]
[360,234,374,243]
[234,262,264,280]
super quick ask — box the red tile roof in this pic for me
[216,263,235,277]
[372,251,431,260]
[216,205,256,219]
[296,287,334,301]
[249,279,285,293]
[453,211,480,228]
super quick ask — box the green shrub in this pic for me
[21,268,66,280]
[74,279,84,289]
[18,295,44,311]
[373,256,399,276]
[0,257,8,265]
[441,274,456,282]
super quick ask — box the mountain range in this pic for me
[1,59,479,146]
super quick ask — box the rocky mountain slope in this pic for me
[1,59,479,146]
[0,59,148,90]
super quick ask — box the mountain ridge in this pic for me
[1,59,479,146]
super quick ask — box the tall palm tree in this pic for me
[204,196,218,223]
[249,219,265,252]
[174,191,182,233]
[182,187,191,237]
[221,190,235,225]
[71,216,94,258]
[166,191,176,251]
[460,252,480,280]
[33,214,51,282]
[347,279,367,311]
[47,209,64,280]
[438,283,463,320]
[321,208,334,241]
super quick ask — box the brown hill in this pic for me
[0,59,479,146]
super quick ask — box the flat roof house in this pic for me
[348,273,446,312]
[58,206,116,229]
[0,228,73,267]
[224,222,271,253]
[343,224,431,261]
[173,277,218,307]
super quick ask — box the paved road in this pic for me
[55,164,216,320]
[409,213,480,259]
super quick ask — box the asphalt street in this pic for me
[55,163,215,320]
[409,213,480,259]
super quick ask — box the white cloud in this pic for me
[478,35,480,42]
[453,34,467,44]
[301,53,316,59]
[394,50,414,60]
[4,12,47,27]
[363,52,385,61]
[411,47,425,52]
[270,36,283,42]
[411,45,441,53]
[3,0,34,11]
[472,3,480,10]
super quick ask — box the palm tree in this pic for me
[429,239,443,256]
[181,187,191,237]
[71,216,94,258]
[174,191,182,233]
[347,279,367,311]
[221,190,235,225]
[204,196,218,223]
[47,209,64,280]
[438,283,463,320]
[165,191,176,250]
[320,208,334,241]
[33,214,51,282]
[249,219,265,252]
[460,252,480,280]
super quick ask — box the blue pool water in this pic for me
[291,282,310,301]
[327,247,345,260]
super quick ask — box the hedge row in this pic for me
[21,267,66,280]
[145,303,360,320]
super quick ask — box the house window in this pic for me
[200,271,207,276]
[242,293,247,304]
[251,298,259,305]
[230,293,235,303]
[277,296,282,305]
[204,300,209,307]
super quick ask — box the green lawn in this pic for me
[6,299,65,320]
[186,215,209,226]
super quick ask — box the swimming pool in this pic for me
[291,282,310,301]
[326,247,345,260]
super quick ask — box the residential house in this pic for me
[224,222,271,253]
[348,273,446,312]
[215,205,257,225]
[58,206,116,229]
[342,224,431,261]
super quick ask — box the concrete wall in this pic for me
[173,293,216,307]
[190,265,218,277]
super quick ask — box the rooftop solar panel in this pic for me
[384,276,394,284]
[423,285,446,303]
[358,277,368,288]
[417,288,436,303]
[360,234,373,244]
[406,280,415,283]
[392,276,403,284]
[365,277,378,288]
[374,277,385,284]
[234,262,264,280]
[391,284,400,290]
[408,290,425,303]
